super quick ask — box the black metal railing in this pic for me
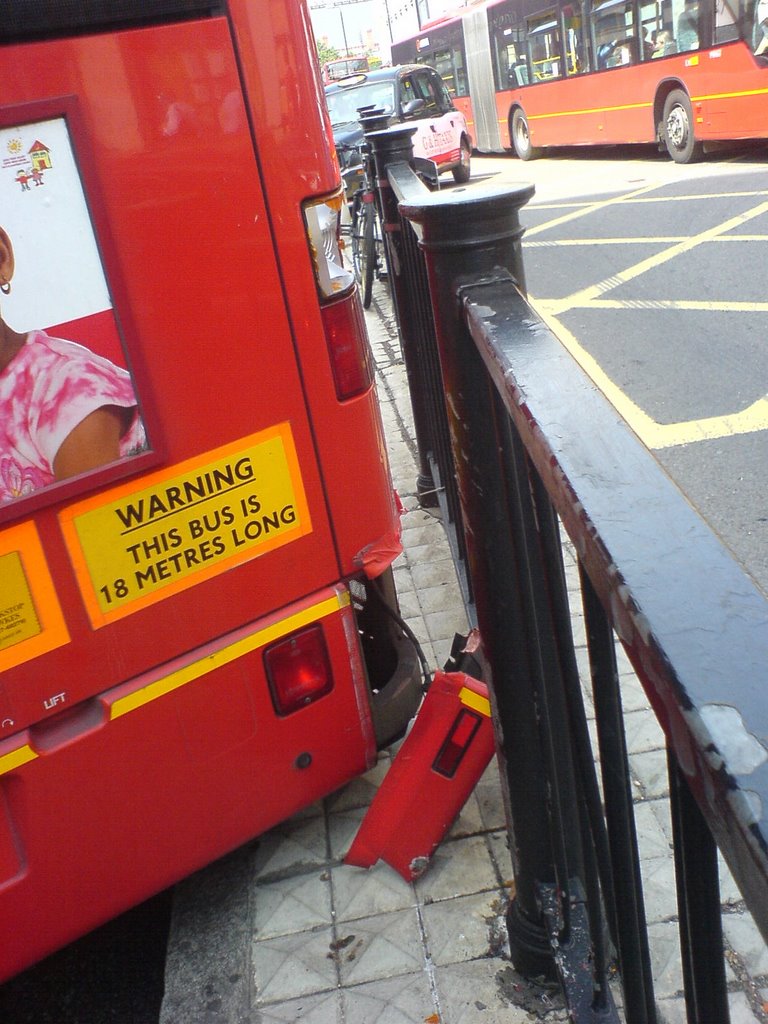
[368,127,474,613]
[365,123,768,1024]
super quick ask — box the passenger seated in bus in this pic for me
[0,224,146,503]
[596,40,616,67]
[652,30,676,55]
[606,39,634,65]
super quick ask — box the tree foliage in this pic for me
[316,38,340,66]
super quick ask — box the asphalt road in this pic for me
[0,893,171,1023]
[471,145,768,595]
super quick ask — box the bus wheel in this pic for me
[511,108,541,161]
[453,137,471,183]
[662,90,704,163]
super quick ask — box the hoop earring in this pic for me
[0,282,10,296]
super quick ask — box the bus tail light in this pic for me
[265,625,333,715]
[321,290,374,400]
[304,189,354,299]
[303,189,374,400]
[432,709,482,778]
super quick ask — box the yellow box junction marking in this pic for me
[0,521,69,672]
[60,424,312,628]
[526,186,768,449]
[0,590,349,777]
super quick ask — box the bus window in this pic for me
[563,3,589,72]
[494,25,524,86]
[0,120,151,517]
[715,0,741,43]
[640,0,676,56]
[675,0,702,49]
[488,4,530,88]
[592,0,637,66]
[431,45,469,96]
[528,13,563,79]
[754,0,768,51]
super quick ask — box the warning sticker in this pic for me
[0,552,40,651]
[0,521,69,672]
[60,424,312,628]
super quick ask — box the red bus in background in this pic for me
[0,0,421,981]
[391,0,768,162]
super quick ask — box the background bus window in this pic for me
[714,0,741,43]
[323,57,370,83]
[753,0,768,51]
[592,0,638,66]
[431,45,468,96]
[640,0,677,56]
[527,14,564,79]
[674,0,702,49]
[491,20,530,87]
[563,2,589,72]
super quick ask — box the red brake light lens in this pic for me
[265,625,333,716]
[432,709,483,778]
[322,290,374,400]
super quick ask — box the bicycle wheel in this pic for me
[350,195,365,284]
[361,199,375,309]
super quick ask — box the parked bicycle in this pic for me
[350,178,385,309]
[339,140,385,309]
[337,125,438,311]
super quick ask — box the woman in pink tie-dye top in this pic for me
[0,225,145,505]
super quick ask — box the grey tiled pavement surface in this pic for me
[161,282,768,1023]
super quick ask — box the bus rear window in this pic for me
[0,112,149,516]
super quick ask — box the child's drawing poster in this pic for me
[1,116,123,364]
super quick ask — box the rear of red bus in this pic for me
[0,0,421,981]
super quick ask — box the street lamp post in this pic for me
[339,8,349,53]
[383,0,393,42]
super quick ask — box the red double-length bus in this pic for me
[391,0,768,162]
[0,0,421,981]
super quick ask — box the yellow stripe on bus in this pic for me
[529,101,652,121]
[523,84,768,125]
[0,744,38,777]
[0,591,351,777]
[110,591,349,720]
[459,686,491,718]
[691,86,768,102]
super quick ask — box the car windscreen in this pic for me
[325,81,397,126]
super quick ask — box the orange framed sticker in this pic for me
[59,423,312,628]
[0,520,69,671]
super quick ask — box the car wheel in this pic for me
[511,108,542,161]
[662,89,704,164]
[452,137,471,183]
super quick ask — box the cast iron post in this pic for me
[364,123,438,504]
[398,182,560,976]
